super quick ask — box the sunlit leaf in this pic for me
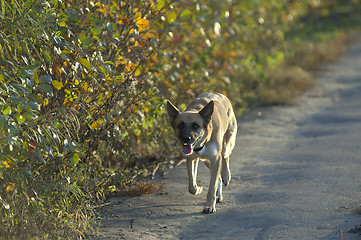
[52,80,63,90]
[166,10,177,23]
[15,114,26,124]
[2,106,11,115]
[53,35,64,46]
[90,121,98,129]
[125,62,137,72]
[136,18,150,32]
[0,197,10,210]
[180,10,192,18]
[69,153,80,165]
[78,57,91,70]
[134,12,142,21]
[5,182,15,193]
[156,0,166,11]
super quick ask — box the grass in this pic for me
[258,31,353,105]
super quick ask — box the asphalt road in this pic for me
[96,35,361,240]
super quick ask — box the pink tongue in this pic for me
[183,145,193,155]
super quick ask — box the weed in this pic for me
[108,181,166,197]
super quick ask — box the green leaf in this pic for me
[22,69,34,77]
[0,116,7,131]
[28,101,40,110]
[28,94,43,104]
[180,10,192,18]
[2,106,11,115]
[15,114,26,124]
[39,75,52,84]
[69,153,80,165]
[134,128,141,136]
[82,37,93,47]
[22,112,37,120]
[78,57,91,70]
[91,25,102,36]
[156,0,166,11]
[166,10,177,23]
[42,49,52,63]
[38,84,53,94]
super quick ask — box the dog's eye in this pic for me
[178,122,185,129]
[192,123,200,130]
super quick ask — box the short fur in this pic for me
[167,92,237,213]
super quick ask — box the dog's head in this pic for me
[166,100,214,155]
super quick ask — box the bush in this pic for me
[0,0,172,237]
[0,0,360,238]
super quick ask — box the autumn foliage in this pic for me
[0,0,360,238]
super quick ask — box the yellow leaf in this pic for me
[90,121,99,129]
[82,82,88,91]
[52,80,63,90]
[135,68,141,76]
[134,12,142,21]
[141,32,155,41]
[136,18,150,32]
[164,80,171,87]
[1,160,10,168]
[125,62,137,72]
[6,182,15,193]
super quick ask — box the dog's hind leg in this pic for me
[221,119,237,186]
[187,158,203,195]
[221,156,231,186]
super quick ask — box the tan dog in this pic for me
[166,92,237,213]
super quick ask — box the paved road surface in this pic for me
[96,35,361,240]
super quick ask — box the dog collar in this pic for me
[194,145,205,155]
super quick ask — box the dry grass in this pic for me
[108,181,166,197]
[289,33,352,70]
[259,32,353,105]
[259,65,314,105]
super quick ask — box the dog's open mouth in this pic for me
[183,145,193,155]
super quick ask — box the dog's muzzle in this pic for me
[182,134,203,155]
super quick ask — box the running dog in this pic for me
[166,92,237,213]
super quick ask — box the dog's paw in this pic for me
[216,196,223,203]
[189,185,203,195]
[195,185,203,195]
[203,205,216,214]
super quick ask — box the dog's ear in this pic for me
[199,100,214,124]
[166,100,179,126]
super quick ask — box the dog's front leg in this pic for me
[203,156,222,213]
[187,158,203,195]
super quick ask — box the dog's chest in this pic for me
[197,142,218,156]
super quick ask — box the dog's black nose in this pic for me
[182,135,191,144]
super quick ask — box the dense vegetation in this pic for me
[0,0,360,238]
